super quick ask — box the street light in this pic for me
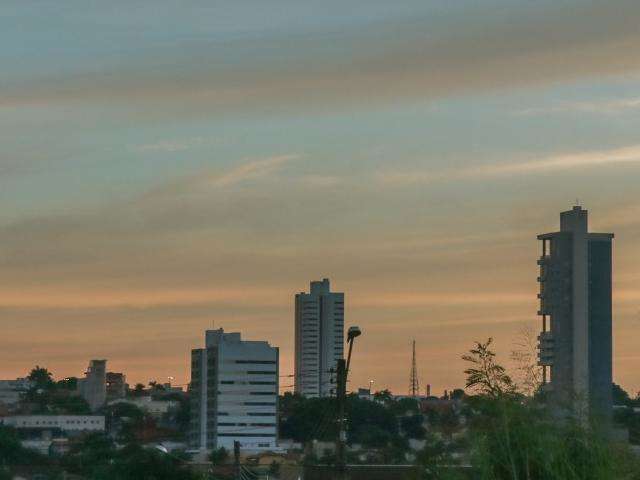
[345,325,361,375]
[337,325,362,478]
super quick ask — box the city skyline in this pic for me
[2,1,640,397]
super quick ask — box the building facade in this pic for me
[190,329,279,452]
[0,378,32,408]
[106,372,127,400]
[537,206,614,419]
[77,360,107,412]
[0,415,105,433]
[294,278,344,397]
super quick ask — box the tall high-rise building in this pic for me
[77,360,107,412]
[537,206,614,419]
[294,278,344,397]
[189,329,279,453]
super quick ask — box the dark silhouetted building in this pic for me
[537,206,613,420]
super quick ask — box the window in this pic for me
[235,360,276,365]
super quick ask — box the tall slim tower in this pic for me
[537,206,613,420]
[294,279,344,397]
[409,340,420,397]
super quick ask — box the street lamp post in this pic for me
[336,326,361,479]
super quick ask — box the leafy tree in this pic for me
[460,338,640,480]
[27,366,54,389]
[450,389,465,401]
[209,447,228,465]
[0,426,47,466]
[57,377,78,390]
[400,414,426,440]
[462,338,515,398]
[373,389,393,403]
[612,383,632,407]
[130,383,147,397]
[61,435,199,479]
[414,432,464,480]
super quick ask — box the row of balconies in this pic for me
[537,331,554,366]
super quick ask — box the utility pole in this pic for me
[335,326,361,480]
[336,358,347,478]
[234,441,241,480]
[409,339,420,397]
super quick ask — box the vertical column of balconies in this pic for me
[537,238,554,388]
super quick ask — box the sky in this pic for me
[1,0,640,397]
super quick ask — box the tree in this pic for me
[460,338,640,480]
[130,383,147,397]
[57,377,78,390]
[209,447,228,465]
[373,389,393,403]
[612,383,632,407]
[462,338,515,398]
[27,366,54,389]
[268,460,281,476]
[400,414,426,439]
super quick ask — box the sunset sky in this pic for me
[2,0,640,396]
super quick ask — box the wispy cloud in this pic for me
[133,135,237,153]
[378,144,640,186]
[142,154,300,200]
[3,2,640,113]
[517,97,640,116]
[134,137,208,153]
[210,154,299,188]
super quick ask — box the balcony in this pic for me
[537,255,551,266]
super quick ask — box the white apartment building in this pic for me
[190,329,279,453]
[295,278,344,397]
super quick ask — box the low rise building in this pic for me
[0,378,32,408]
[108,396,180,418]
[190,328,279,453]
[106,372,127,400]
[0,415,105,433]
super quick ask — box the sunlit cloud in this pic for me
[211,154,299,187]
[517,97,640,116]
[378,144,640,186]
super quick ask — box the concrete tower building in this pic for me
[294,278,344,397]
[77,360,107,412]
[189,329,279,453]
[537,206,614,419]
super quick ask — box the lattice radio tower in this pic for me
[409,339,420,397]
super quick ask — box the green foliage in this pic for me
[268,460,281,475]
[346,395,399,447]
[613,383,634,407]
[390,397,420,415]
[400,414,426,440]
[460,338,640,480]
[209,447,228,465]
[462,338,515,398]
[373,389,393,403]
[57,377,78,390]
[0,426,48,466]
[279,392,337,442]
[28,366,55,389]
[61,434,199,479]
[414,432,464,480]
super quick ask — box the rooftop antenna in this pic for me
[409,340,420,397]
